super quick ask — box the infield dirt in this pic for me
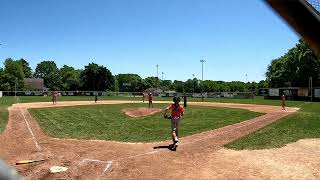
[1,101,318,179]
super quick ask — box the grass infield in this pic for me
[28,103,263,142]
[16,95,305,107]
[225,102,320,150]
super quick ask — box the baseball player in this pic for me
[52,91,57,105]
[95,94,98,103]
[164,96,185,151]
[148,92,153,108]
[281,94,286,110]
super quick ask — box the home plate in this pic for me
[50,166,68,173]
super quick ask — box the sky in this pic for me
[0,0,299,82]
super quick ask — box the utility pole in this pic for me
[162,72,164,81]
[200,59,206,102]
[245,74,248,83]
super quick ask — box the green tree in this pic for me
[247,82,258,92]
[144,77,160,89]
[18,58,32,78]
[59,65,81,91]
[80,63,114,91]
[1,58,25,90]
[34,61,62,90]
[46,71,62,91]
[173,80,185,92]
[258,80,268,89]
[266,40,320,87]
[0,68,6,90]
[184,79,197,93]
[116,74,143,92]
[160,80,173,91]
[34,61,58,79]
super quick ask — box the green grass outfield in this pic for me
[0,96,303,134]
[225,102,320,149]
[29,103,263,142]
[16,95,306,107]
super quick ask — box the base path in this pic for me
[1,100,317,179]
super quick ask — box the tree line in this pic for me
[0,59,266,93]
[1,39,317,93]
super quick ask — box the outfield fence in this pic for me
[0,91,255,99]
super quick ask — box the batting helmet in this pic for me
[173,96,180,103]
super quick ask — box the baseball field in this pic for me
[0,96,319,179]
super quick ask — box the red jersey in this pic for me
[168,104,184,118]
[281,96,285,102]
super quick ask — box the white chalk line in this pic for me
[96,161,113,180]
[15,98,59,180]
[16,101,42,151]
[16,100,54,157]
[74,158,113,180]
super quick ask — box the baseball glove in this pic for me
[164,113,171,119]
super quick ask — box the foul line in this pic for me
[16,102,42,151]
[75,159,113,180]
[96,161,113,180]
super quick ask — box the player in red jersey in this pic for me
[164,96,185,151]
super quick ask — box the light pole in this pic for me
[200,59,206,102]
[156,65,159,79]
[162,72,164,81]
[156,64,159,90]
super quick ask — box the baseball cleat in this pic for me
[170,142,178,151]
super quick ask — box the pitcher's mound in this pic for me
[122,108,161,118]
